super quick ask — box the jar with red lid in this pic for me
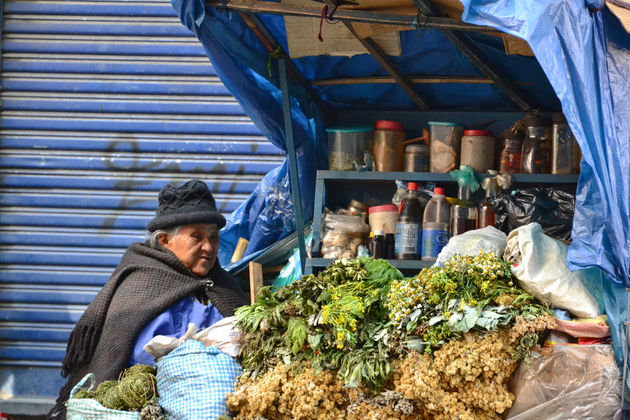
[373,120,405,172]
[460,129,495,172]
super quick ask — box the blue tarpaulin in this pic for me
[461,0,630,380]
[172,0,630,386]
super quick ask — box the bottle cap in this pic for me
[463,130,493,136]
[408,182,419,191]
[374,229,385,236]
[369,231,375,238]
[375,120,405,131]
[434,187,445,196]
[368,204,398,214]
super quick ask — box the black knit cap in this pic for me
[147,179,226,232]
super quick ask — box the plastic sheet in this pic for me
[489,187,575,241]
[506,345,621,419]
[461,0,630,288]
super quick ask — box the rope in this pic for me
[318,5,327,42]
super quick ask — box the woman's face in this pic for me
[160,224,219,276]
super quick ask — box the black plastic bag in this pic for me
[489,187,575,241]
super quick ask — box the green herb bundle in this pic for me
[385,250,552,351]
[235,258,403,393]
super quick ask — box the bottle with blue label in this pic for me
[394,182,423,259]
[421,187,451,261]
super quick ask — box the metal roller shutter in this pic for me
[0,0,283,414]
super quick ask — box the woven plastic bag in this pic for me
[65,373,141,420]
[504,223,599,319]
[156,339,241,420]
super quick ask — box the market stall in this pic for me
[64,0,630,418]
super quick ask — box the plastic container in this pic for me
[421,187,451,261]
[395,182,423,260]
[404,144,430,172]
[460,130,495,172]
[520,115,552,174]
[451,183,478,236]
[498,129,523,173]
[551,112,576,175]
[373,120,405,172]
[368,204,398,234]
[429,121,463,173]
[326,125,373,171]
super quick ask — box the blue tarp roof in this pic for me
[172,0,630,388]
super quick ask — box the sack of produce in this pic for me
[507,344,621,419]
[504,223,600,319]
[489,187,574,241]
[156,340,241,420]
[66,374,142,420]
[436,226,507,266]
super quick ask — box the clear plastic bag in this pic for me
[321,213,369,259]
[507,344,621,419]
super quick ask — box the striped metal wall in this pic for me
[0,0,283,414]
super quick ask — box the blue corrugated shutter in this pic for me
[0,0,283,414]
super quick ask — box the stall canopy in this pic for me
[172,0,630,379]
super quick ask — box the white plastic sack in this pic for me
[192,316,242,358]
[504,223,599,319]
[436,226,507,265]
[143,323,199,359]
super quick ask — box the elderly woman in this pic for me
[48,179,248,419]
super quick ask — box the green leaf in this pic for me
[307,333,322,350]
[454,307,480,332]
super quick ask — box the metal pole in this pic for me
[278,58,307,274]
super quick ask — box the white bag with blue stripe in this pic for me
[156,339,241,420]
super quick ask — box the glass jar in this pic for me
[521,115,551,174]
[551,112,576,174]
[498,129,523,173]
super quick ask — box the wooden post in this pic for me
[249,261,263,304]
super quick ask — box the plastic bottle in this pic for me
[450,165,479,236]
[394,182,423,259]
[421,187,451,261]
[478,170,499,228]
[385,233,395,259]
